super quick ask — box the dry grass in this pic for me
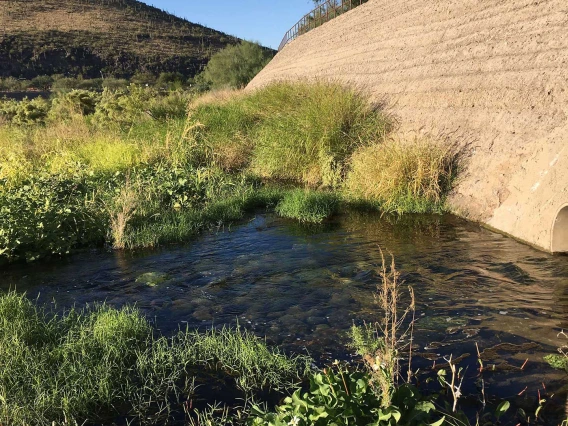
[108,181,139,250]
[350,250,416,407]
[345,135,460,213]
[188,89,243,109]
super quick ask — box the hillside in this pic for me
[0,0,241,79]
[248,0,568,252]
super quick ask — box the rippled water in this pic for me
[2,210,568,415]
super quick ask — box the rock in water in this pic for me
[136,272,169,287]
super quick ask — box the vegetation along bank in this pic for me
[0,81,460,265]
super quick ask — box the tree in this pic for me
[31,75,54,91]
[196,41,274,90]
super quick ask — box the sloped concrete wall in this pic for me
[248,0,568,252]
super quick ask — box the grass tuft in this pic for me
[275,189,339,223]
[345,135,460,214]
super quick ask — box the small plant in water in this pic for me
[349,249,416,407]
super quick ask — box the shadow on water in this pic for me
[1,210,568,421]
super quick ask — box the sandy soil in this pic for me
[248,0,568,252]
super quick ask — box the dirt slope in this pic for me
[248,0,568,252]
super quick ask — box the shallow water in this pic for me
[2,210,568,416]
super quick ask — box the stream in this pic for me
[2,210,568,419]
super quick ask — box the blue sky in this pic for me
[140,1,317,49]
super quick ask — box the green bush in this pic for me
[148,90,191,120]
[275,190,339,223]
[93,85,154,126]
[0,96,50,125]
[30,75,54,91]
[196,41,274,89]
[102,77,129,90]
[0,173,105,263]
[48,89,101,119]
[52,77,80,91]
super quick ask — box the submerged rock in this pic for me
[135,272,170,287]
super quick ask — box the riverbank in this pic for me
[0,82,458,264]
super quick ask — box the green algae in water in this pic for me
[544,354,568,371]
[136,272,169,287]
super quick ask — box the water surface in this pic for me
[2,211,568,414]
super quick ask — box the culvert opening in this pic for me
[552,206,568,253]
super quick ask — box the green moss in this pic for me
[544,354,568,371]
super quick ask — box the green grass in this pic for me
[189,82,389,186]
[275,189,339,223]
[0,291,310,425]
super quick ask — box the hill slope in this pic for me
[248,0,568,252]
[0,0,241,79]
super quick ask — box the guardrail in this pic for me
[278,0,369,51]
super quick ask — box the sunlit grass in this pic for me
[0,291,310,425]
[275,189,339,223]
[345,135,461,214]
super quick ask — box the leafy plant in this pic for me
[249,364,439,426]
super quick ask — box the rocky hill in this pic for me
[0,0,241,78]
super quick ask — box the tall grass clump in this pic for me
[188,82,389,187]
[0,292,310,425]
[177,325,311,394]
[275,189,339,223]
[345,136,460,213]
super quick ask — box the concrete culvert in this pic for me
[552,205,568,253]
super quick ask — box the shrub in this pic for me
[52,77,80,91]
[30,75,54,90]
[93,85,154,127]
[0,97,50,125]
[102,77,129,90]
[275,190,339,223]
[345,136,460,213]
[131,71,157,86]
[0,173,105,263]
[148,90,191,120]
[48,89,101,120]
[156,71,185,90]
[196,41,274,89]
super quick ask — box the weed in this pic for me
[349,250,415,407]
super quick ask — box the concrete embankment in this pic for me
[248,0,568,252]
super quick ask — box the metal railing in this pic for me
[278,0,369,51]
